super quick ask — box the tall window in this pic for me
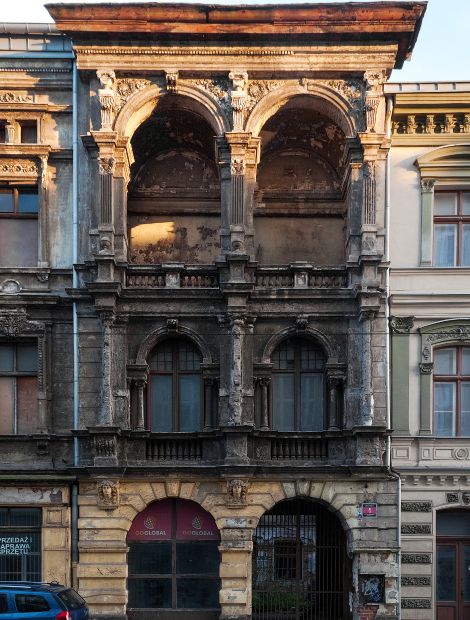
[148,339,202,432]
[434,346,470,436]
[0,185,39,266]
[271,338,326,431]
[0,343,38,434]
[434,191,470,267]
[0,507,41,581]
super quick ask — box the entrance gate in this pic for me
[252,498,351,620]
[127,498,220,620]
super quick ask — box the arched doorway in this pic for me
[252,498,351,620]
[127,498,220,620]
[436,508,470,620]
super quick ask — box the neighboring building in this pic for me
[388,81,470,620]
[0,3,445,620]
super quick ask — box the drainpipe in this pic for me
[71,55,79,588]
[385,94,401,615]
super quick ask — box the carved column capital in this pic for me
[420,362,434,375]
[99,157,115,175]
[390,316,415,334]
[420,178,435,193]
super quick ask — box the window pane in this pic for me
[15,594,49,612]
[434,192,457,215]
[434,224,457,267]
[272,374,295,431]
[434,382,456,436]
[300,342,325,370]
[0,345,14,371]
[462,224,470,266]
[17,377,38,434]
[464,545,470,602]
[9,508,41,527]
[436,546,456,601]
[128,578,172,608]
[0,189,13,213]
[0,218,38,267]
[0,594,7,612]
[178,342,201,371]
[434,348,456,375]
[17,189,38,213]
[179,375,200,432]
[462,349,470,375]
[177,577,220,609]
[0,378,14,434]
[16,344,37,372]
[437,510,470,536]
[301,374,324,431]
[151,375,172,432]
[461,383,470,436]
[176,542,220,574]
[150,343,173,371]
[272,341,295,371]
[463,192,470,215]
[128,542,171,575]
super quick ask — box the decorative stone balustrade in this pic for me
[126,266,219,289]
[254,267,348,289]
[392,113,470,135]
[146,435,204,461]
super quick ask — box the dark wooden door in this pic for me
[436,539,470,620]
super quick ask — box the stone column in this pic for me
[390,316,414,434]
[219,535,252,620]
[228,316,244,427]
[259,378,270,430]
[99,312,114,427]
[419,361,433,435]
[420,178,435,266]
[360,312,374,426]
[204,377,215,430]
[135,379,146,431]
[37,325,51,434]
[327,376,342,431]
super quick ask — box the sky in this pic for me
[1,0,469,83]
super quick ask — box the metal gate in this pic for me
[252,499,351,620]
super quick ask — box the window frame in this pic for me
[433,190,470,267]
[147,339,203,433]
[271,338,326,432]
[0,341,39,435]
[0,185,39,219]
[433,345,470,437]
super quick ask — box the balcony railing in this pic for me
[252,433,329,461]
[126,266,218,289]
[254,266,348,290]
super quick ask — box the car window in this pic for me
[15,593,50,612]
[57,588,86,610]
[0,593,8,613]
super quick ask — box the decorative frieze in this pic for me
[317,79,363,106]
[0,91,33,103]
[401,501,431,513]
[0,159,38,177]
[188,78,231,117]
[401,553,431,564]
[401,576,431,587]
[0,310,42,337]
[401,599,431,609]
[446,492,459,503]
[401,524,431,535]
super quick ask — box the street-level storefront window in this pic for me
[0,507,41,581]
[433,191,470,267]
[127,498,220,620]
[434,346,470,436]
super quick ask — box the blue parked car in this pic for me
[0,582,89,619]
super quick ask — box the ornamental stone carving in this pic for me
[401,553,431,564]
[0,92,33,103]
[420,178,435,193]
[114,78,152,113]
[0,280,21,295]
[245,79,283,111]
[227,479,248,505]
[390,316,414,334]
[463,492,470,505]
[446,492,459,503]
[97,479,119,509]
[419,362,433,375]
[0,310,42,336]
[426,326,470,344]
[401,501,431,512]
[188,78,231,116]
[94,435,116,459]
[99,157,115,175]
[453,447,469,460]
[401,524,432,535]
[97,69,116,130]
[401,599,431,609]
[401,576,431,586]
[0,160,38,177]
[230,158,245,176]
[318,79,363,106]
[165,70,179,94]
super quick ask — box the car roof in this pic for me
[0,582,68,593]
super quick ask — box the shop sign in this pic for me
[176,501,219,540]
[127,498,172,541]
[0,535,33,555]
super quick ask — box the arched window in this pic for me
[434,346,470,436]
[271,338,326,431]
[148,339,202,432]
